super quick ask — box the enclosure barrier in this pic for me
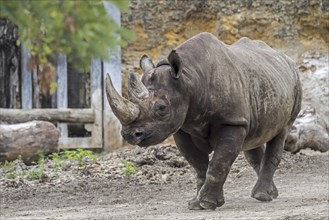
[0,52,103,149]
[0,3,122,150]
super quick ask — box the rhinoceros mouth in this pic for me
[123,132,153,147]
[127,139,143,146]
[136,135,153,147]
[137,134,169,148]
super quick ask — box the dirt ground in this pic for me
[0,145,328,220]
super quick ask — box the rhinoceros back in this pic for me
[228,38,301,148]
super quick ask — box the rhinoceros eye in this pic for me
[153,101,169,118]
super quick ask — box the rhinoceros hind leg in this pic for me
[244,146,278,200]
[250,129,287,201]
[244,145,265,175]
[251,179,278,201]
[270,181,278,199]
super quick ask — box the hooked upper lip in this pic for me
[128,139,143,145]
[125,131,171,147]
[137,134,169,148]
[136,135,152,147]
[125,132,152,146]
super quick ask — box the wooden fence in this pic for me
[0,3,122,151]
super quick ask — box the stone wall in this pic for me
[122,0,328,75]
[120,0,328,121]
[119,0,328,146]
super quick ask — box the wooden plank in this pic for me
[103,2,123,151]
[56,53,68,139]
[57,53,68,108]
[58,137,99,149]
[85,58,103,148]
[0,108,94,123]
[21,44,32,109]
[9,55,18,108]
[0,50,5,107]
[32,68,40,108]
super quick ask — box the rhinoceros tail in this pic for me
[288,61,303,127]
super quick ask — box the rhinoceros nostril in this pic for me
[135,132,144,138]
[121,130,145,144]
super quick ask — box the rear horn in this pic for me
[128,72,149,102]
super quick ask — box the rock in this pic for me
[285,107,329,153]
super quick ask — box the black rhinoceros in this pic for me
[105,32,302,210]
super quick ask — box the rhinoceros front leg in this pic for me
[197,126,246,210]
[251,128,287,201]
[173,130,209,210]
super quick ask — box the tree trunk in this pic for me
[0,121,60,164]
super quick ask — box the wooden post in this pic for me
[21,44,32,109]
[103,3,123,151]
[56,53,68,144]
[0,49,5,107]
[9,55,18,109]
[0,50,7,108]
[32,68,40,108]
[86,58,103,148]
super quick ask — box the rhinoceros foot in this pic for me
[252,191,272,201]
[188,198,204,210]
[188,197,225,210]
[251,181,278,201]
[188,198,225,210]
[199,199,225,210]
[196,184,226,210]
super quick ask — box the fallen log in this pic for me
[0,121,60,164]
[285,107,329,153]
[0,108,94,123]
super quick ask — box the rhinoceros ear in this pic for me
[140,55,155,73]
[168,50,183,79]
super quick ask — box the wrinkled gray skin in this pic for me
[106,32,302,210]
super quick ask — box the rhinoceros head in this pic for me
[105,51,188,147]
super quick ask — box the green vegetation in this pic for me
[1,149,98,181]
[36,150,47,171]
[5,169,42,180]
[0,160,15,170]
[5,171,25,179]
[61,149,97,167]
[0,0,133,69]
[0,0,134,94]
[27,169,42,180]
[49,152,61,168]
[121,160,137,177]
[48,152,61,177]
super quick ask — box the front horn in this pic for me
[128,72,149,102]
[105,74,140,125]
